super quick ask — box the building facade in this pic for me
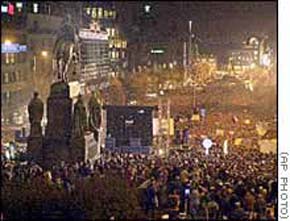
[78,25,111,92]
[227,36,273,74]
[1,29,31,126]
[1,1,119,127]
[1,1,68,126]
[82,2,128,78]
[2,2,32,126]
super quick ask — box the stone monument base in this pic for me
[71,132,98,162]
[43,138,70,168]
[27,136,43,163]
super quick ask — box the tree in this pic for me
[127,68,185,104]
[106,77,126,105]
[191,61,214,84]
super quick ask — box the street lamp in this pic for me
[41,50,48,57]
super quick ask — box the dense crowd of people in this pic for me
[2,142,277,220]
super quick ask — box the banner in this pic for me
[200,108,206,118]
[191,114,200,121]
[256,123,267,136]
[216,129,224,137]
[223,139,228,155]
[234,138,243,146]
[153,118,174,136]
[68,81,81,99]
[153,118,159,136]
[259,139,277,154]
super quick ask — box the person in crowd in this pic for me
[2,140,277,220]
[167,189,180,220]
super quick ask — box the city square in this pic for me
[1,1,277,220]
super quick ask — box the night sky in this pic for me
[115,1,277,52]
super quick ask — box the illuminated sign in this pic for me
[1,43,27,53]
[33,3,38,13]
[1,5,8,13]
[8,3,14,15]
[79,29,108,40]
[16,2,23,8]
[144,5,151,13]
[150,49,164,54]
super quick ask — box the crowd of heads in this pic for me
[2,142,277,220]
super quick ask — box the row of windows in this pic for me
[109,39,127,49]
[106,28,117,37]
[1,89,26,105]
[2,71,26,84]
[109,51,126,59]
[85,7,116,20]
[2,53,27,64]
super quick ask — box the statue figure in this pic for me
[88,91,102,141]
[53,14,78,82]
[55,43,75,82]
[72,94,87,137]
[28,92,44,137]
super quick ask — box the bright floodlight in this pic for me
[261,54,271,67]
[4,39,12,45]
[250,63,256,69]
[144,5,151,13]
[41,51,48,57]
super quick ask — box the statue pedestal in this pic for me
[27,135,43,163]
[43,138,70,166]
[43,82,72,167]
[45,82,72,139]
[71,132,98,162]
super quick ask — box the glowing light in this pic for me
[8,3,14,15]
[41,51,48,57]
[4,39,12,45]
[33,3,38,13]
[16,2,23,8]
[151,49,164,54]
[261,54,271,67]
[223,140,228,155]
[202,138,213,149]
[250,63,256,69]
[1,5,8,13]
[144,5,151,13]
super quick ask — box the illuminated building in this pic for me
[227,36,273,74]
[1,29,31,126]
[1,1,74,127]
[78,23,111,92]
[82,2,128,78]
